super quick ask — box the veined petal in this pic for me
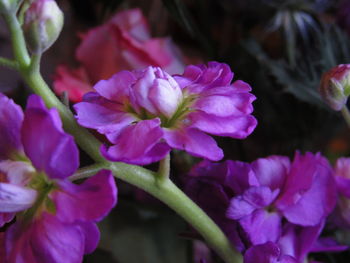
[189,111,257,139]
[0,94,24,160]
[53,170,117,222]
[22,95,79,179]
[163,128,223,161]
[0,183,37,213]
[101,119,170,165]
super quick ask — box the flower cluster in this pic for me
[53,8,184,102]
[0,94,117,262]
[74,62,257,165]
[184,152,347,262]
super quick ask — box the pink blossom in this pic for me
[53,8,184,102]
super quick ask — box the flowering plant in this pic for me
[1,1,350,263]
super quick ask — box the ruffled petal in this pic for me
[189,111,257,139]
[251,156,290,190]
[163,128,223,161]
[93,70,135,102]
[53,170,117,223]
[6,213,85,263]
[101,119,170,165]
[0,94,24,160]
[22,95,79,179]
[239,209,282,245]
[74,101,135,140]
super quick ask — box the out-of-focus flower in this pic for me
[53,8,184,102]
[227,152,336,245]
[74,62,257,165]
[0,0,22,13]
[184,152,336,252]
[0,94,117,262]
[23,0,64,53]
[330,157,350,227]
[319,64,350,111]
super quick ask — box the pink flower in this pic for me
[74,62,257,165]
[53,8,184,102]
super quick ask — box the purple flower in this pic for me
[184,152,337,251]
[227,152,337,246]
[243,222,327,263]
[330,157,350,227]
[74,62,257,165]
[0,94,117,262]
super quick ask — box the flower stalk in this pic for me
[2,9,243,263]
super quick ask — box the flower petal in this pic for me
[189,111,257,139]
[163,128,223,161]
[22,95,79,179]
[102,119,170,165]
[53,170,117,223]
[0,183,37,213]
[0,93,24,160]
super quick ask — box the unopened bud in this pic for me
[0,0,22,13]
[319,64,350,111]
[23,0,63,53]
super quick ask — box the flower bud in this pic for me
[320,64,350,111]
[23,0,63,53]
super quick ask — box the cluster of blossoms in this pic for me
[53,8,185,102]
[74,62,257,165]
[184,152,349,263]
[0,94,117,262]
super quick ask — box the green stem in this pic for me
[0,57,18,70]
[341,106,350,129]
[157,153,170,185]
[5,11,242,263]
[72,162,242,263]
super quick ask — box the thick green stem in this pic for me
[4,11,243,263]
[72,162,242,263]
[157,153,171,185]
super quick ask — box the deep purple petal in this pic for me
[22,95,79,179]
[189,111,257,139]
[334,158,350,197]
[251,156,290,190]
[225,160,258,195]
[53,170,117,223]
[277,154,336,226]
[101,119,170,165]
[0,183,37,212]
[163,128,223,161]
[227,195,257,220]
[244,242,281,263]
[239,209,282,245]
[77,221,100,254]
[0,93,24,160]
[6,213,85,263]
[310,237,348,253]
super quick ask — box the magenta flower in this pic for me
[74,62,257,165]
[0,94,117,262]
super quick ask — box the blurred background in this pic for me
[2,0,350,262]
